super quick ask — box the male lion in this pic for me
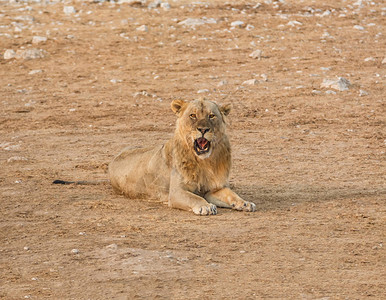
[109,98,256,215]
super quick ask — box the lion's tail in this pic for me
[52,179,109,185]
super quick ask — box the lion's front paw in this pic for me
[192,203,217,216]
[233,201,256,212]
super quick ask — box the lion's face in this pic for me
[171,99,231,159]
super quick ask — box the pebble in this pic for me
[197,89,210,94]
[359,90,368,97]
[249,49,262,60]
[4,49,16,60]
[245,24,255,31]
[71,249,79,254]
[353,25,365,30]
[16,49,46,60]
[231,21,244,28]
[320,77,351,91]
[217,80,228,87]
[382,57,386,64]
[179,18,216,26]
[29,69,43,75]
[24,246,30,251]
[160,3,171,11]
[63,6,76,15]
[136,25,148,32]
[242,79,258,85]
[32,36,47,44]
[7,156,28,163]
[287,20,302,27]
[106,244,118,250]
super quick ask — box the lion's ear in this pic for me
[220,103,231,116]
[171,99,186,115]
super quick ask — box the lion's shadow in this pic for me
[231,183,385,212]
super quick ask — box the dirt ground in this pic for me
[1,0,385,299]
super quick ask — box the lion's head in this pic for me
[171,98,231,159]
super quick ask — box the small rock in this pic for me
[249,49,262,59]
[7,156,28,163]
[245,24,254,31]
[231,21,244,28]
[217,80,228,87]
[32,36,47,44]
[16,49,45,60]
[4,49,16,60]
[312,90,322,94]
[24,246,30,251]
[160,3,170,10]
[110,79,122,83]
[197,89,210,94]
[325,90,337,95]
[353,25,365,30]
[136,25,148,32]
[321,77,351,91]
[381,57,386,64]
[242,79,258,86]
[71,249,79,254]
[106,244,118,250]
[261,74,268,81]
[359,90,368,97]
[178,18,216,26]
[63,6,76,15]
[364,57,375,62]
[287,20,302,26]
[29,69,43,75]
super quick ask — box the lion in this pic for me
[108,98,256,215]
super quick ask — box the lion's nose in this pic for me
[197,127,210,135]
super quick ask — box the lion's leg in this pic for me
[205,187,256,212]
[168,170,217,215]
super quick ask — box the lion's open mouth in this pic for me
[194,137,211,155]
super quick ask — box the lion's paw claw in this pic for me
[193,204,217,216]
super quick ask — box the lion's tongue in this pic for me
[197,137,208,149]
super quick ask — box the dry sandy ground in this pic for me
[1,0,385,299]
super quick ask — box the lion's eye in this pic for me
[189,114,197,119]
[208,114,216,119]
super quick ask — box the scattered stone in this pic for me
[364,57,375,62]
[160,3,171,11]
[106,244,118,250]
[136,25,148,32]
[321,77,351,91]
[217,80,228,87]
[4,49,16,60]
[261,74,268,81]
[242,79,258,86]
[16,49,46,60]
[353,25,365,30]
[178,18,216,27]
[63,6,76,15]
[110,79,122,83]
[245,24,255,31]
[29,69,43,75]
[249,49,262,59]
[287,20,302,27]
[71,249,79,254]
[382,57,386,64]
[32,36,47,44]
[197,89,210,94]
[325,90,337,95]
[359,90,368,97]
[312,90,322,94]
[7,156,28,163]
[231,21,244,28]
[24,246,29,251]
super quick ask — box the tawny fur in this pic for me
[108,98,256,215]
